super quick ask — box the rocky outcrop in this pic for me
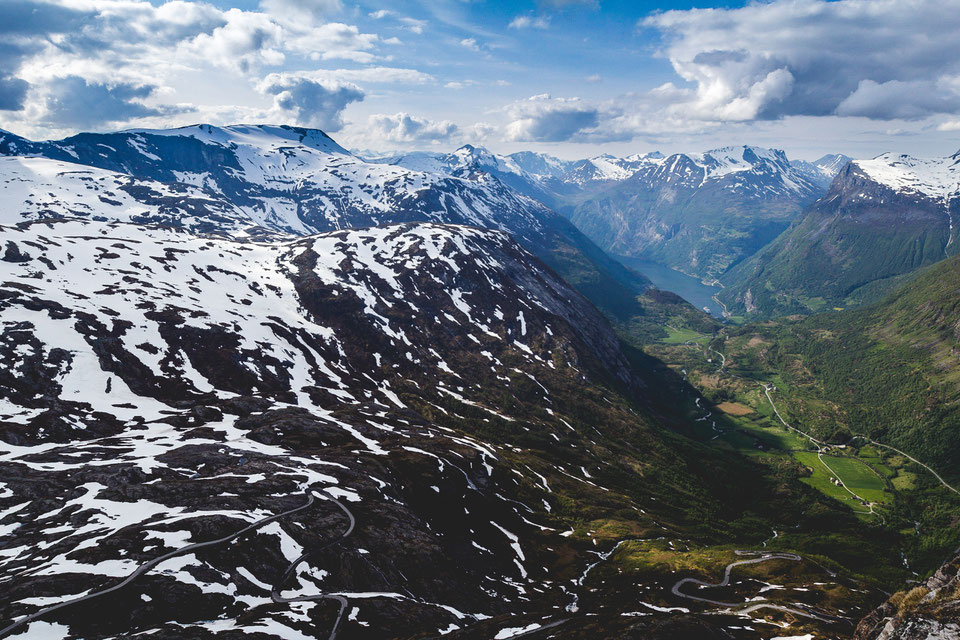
[856,554,960,640]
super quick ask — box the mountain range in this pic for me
[377,143,854,284]
[2,122,959,640]
[0,125,650,325]
[720,150,960,316]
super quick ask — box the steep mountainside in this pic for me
[379,145,847,286]
[0,125,650,321]
[772,255,960,480]
[0,218,837,639]
[563,146,827,280]
[720,151,960,317]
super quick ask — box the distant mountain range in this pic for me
[376,144,852,283]
[13,125,958,323]
[720,150,960,316]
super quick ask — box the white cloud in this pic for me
[400,18,427,34]
[444,80,479,90]
[285,22,380,62]
[0,0,393,136]
[299,67,433,85]
[366,11,424,34]
[185,9,285,73]
[509,15,550,29]
[504,94,600,142]
[584,74,602,83]
[367,112,458,143]
[460,38,481,52]
[258,73,363,130]
[466,122,497,142]
[644,0,960,122]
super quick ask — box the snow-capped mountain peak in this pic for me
[853,151,960,201]
[506,151,573,180]
[126,123,352,156]
[694,145,790,178]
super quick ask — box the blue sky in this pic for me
[2,0,959,160]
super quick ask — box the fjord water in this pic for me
[616,256,724,317]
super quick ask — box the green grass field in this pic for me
[820,455,891,504]
[793,451,872,510]
[792,451,892,510]
[661,325,710,344]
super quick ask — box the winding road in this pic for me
[271,492,356,640]
[0,489,353,640]
[670,551,845,624]
[848,436,960,497]
[762,385,877,516]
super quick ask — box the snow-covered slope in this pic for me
[0,218,656,638]
[853,151,960,201]
[0,156,255,235]
[562,153,665,190]
[682,145,822,197]
[18,125,543,238]
[377,144,564,203]
[506,150,573,181]
[0,125,651,315]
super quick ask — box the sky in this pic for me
[2,0,960,161]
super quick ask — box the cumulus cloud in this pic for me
[504,95,600,142]
[258,73,363,130]
[0,0,390,135]
[644,0,960,122]
[460,38,481,52]
[466,122,497,141]
[41,76,185,128]
[186,9,285,73]
[288,22,380,62]
[368,112,458,143]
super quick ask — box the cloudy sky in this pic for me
[2,0,959,160]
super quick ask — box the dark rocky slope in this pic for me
[0,219,792,639]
